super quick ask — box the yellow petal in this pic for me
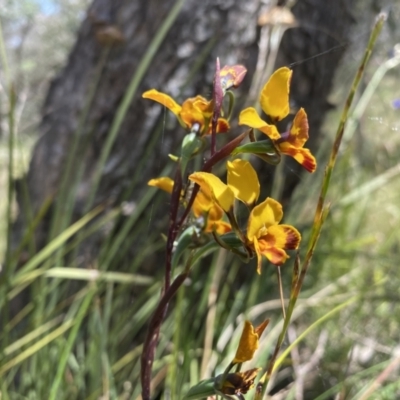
[207,203,224,222]
[259,67,292,121]
[256,224,301,265]
[148,177,174,194]
[257,224,300,251]
[192,191,229,233]
[192,95,213,117]
[233,321,259,363]
[192,190,214,217]
[142,89,182,116]
[227,159,260,206]
[205,118,230,135]
[238,108,281,140]
[286,108,309,147]
[189,172,234,212]
[278,143,317,173]
[180,97,207,131]
[206,220,232,234]
[247,198,283,241]
[258,245,289,265]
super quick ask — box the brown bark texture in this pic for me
[14,0,364,267]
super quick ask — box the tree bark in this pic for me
[14,0,363,265]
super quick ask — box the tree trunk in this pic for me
[14,0,362,267]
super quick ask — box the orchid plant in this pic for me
[138,13,385,398]
[139,62,318,399]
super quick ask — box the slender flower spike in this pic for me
[238,67,317,173]
[142,89,229,135]
[247,197,301,273]
[233,319,270,364]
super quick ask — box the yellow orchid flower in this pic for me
[238,67,317,173]
[189,160,300,272]
[233,319,269,364]
[142,89,229,135]
[189,159,260,211]
[148,177,231,234]
[191,189,231,234]
[247,197,300,273]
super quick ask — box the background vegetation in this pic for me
[0,1,399,399]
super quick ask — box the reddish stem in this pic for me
[140,126,248,399]
[211,58,223,156]
[140,271,189,400]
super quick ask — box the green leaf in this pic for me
[183,378,216,399]
[171,226,199,270]
[181,133,203,175]
[231,140,281,165]
[212,232,250,262]
[217,232,245,249]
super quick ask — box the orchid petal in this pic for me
[256,224,300,265]
[192,190,215,217]
[247,198,283,241]
[189,172,234,212]
[233,321,260,363]
[258,245,289,265]
[192,96,213,117]
[204,117,230,135]
[278,143,317,173]
[180,98,207,131]
[208,220,232,234]
[148,177,174,193]
[260,67,292,121]
[239,108,281,140]
[142,89,182,116]
[227,159,260,206]
[286,108,309,147]
[259,224,301,250]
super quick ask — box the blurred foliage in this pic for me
[0,0,90,135]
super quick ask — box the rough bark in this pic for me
[14,0,363,266]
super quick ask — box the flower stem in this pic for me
[140,266,191,400]
[211,58,223,157]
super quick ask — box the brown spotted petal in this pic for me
[216,368,261,396]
